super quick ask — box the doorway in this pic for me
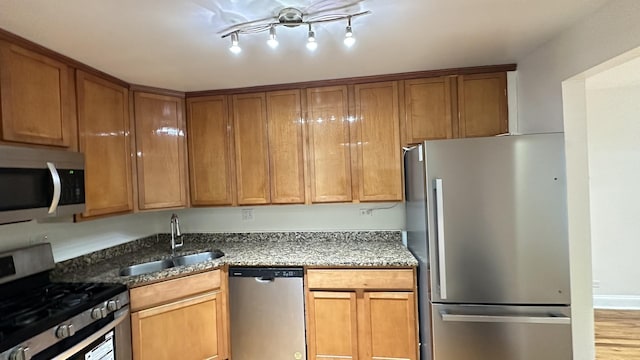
[563,47,640,360]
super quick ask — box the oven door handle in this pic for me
[51,307,129,360]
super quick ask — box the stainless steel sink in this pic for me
[119,250,224,276]
[172,250,224,267]
[119,259,174,276]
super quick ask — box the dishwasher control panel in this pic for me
[229,267,303,278]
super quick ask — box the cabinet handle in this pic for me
[47,162,61,214]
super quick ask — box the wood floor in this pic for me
[595,309,640,359]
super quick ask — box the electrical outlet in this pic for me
[592,280,601,289]
[29,234,48,245]
[359,209,373,216]
[241,209,254,222]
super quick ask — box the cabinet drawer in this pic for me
[307,269,414,290]
[130,269,221,311]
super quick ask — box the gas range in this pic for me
[0,244,130,360]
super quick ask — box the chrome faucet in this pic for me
[170,213,183,255]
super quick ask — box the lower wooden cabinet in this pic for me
[307,291,359,359]
[305,269,418,360]
[130,270,229,360]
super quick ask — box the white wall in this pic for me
[516,1,640,358]
[586,61,640,307]
[0,202,405,261]
[0,212,165,261]
[517,0,640,133]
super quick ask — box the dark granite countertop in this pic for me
[52,232,417,287]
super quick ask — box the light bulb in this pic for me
[229,32,241,54]
[307,27,317,51]
[267,26,279,48]
[344,26,355,47]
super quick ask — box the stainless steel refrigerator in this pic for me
[405,133,572,360]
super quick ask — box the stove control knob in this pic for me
[107,299,121,312]
[91,307,107,320]
[9,347,30,360]
[55,324,75,339]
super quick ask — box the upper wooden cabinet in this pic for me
[76,71,133,217]
[232,93,270,205]
[353,82,402,202]
[0,41,75,148]
[266,89,306,204]
[457,72,508,138]
[404,77,453,144]
[187,96,235,206]
[306,86,352,203]
[133,92,188,210]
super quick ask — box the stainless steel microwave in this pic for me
[0,145,85,224]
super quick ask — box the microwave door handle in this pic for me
[47,162,61,214]
[435,178,447,300]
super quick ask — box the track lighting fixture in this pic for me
[344,17,355,47]
[229,32,241,54]
[306,24,318,51]
[267,26,279,48]
[219,5,370,53]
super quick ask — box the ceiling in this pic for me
[0,0,610,91]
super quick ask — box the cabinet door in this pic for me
[267,89,305,204]
[132,291,226,360]
[353,82,402,202]
[134,92,187,210]
[0,41,73,147]
[458,72,508,138]
[232,93,270,205]
[361,292,418,360]
[404,77,453,143]
[76,71,133,217]
[306,86,352,203]
[187,96,235,206]
[307,291,359,360]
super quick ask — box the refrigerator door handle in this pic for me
[435,178,447,299]
[440,311,571,325]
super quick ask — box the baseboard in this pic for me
[593,295,640,309]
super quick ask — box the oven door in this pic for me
[50,307,131,360]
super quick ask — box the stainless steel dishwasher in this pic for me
[229,267,307,360]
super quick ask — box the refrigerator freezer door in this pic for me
[432,304,572,360]
[425,133,570,304]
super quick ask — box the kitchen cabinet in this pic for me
[186,95,235,206]
[306,86,352,203]
[305,269,418,360]
[133,92,188,210]
[0,40,75,148]
[130,269,230,360]
[353,81,402,202]
[457,72,508,138]
[231,93,270,205]
[266,89,306,204]
[403,76,454,144]
[76,70,134,217]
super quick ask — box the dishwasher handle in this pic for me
[255,277,275,283]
